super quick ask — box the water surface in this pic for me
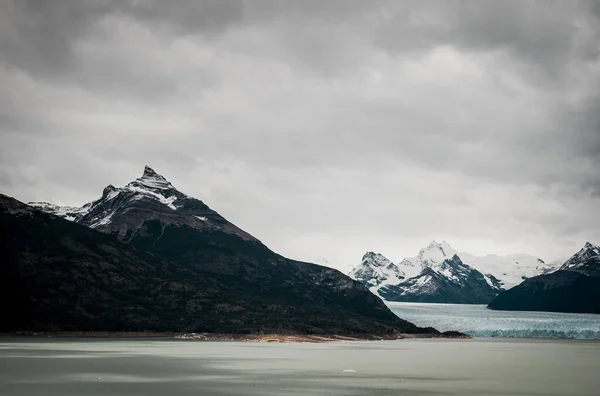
[1,338,599,395]
[389,302,600,338]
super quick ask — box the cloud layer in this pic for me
[1,0,599,271]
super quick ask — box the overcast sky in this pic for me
[1,0,599,272]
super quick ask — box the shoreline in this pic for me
[0,331,470,342]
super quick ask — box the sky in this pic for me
[1,0,599,272]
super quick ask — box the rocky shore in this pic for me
[2,331,469,342]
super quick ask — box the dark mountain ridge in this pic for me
[488,242,600,314]
[2,167,439,336]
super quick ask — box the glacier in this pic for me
[388,302,600,339]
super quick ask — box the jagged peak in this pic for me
[444,254,464,265]
[140,165,169,183]
[128,166,174,191]
[560,242,600,270]
[425,240,453,251]
[418,240,457,261]
[584,241,598,250]
[574,242,599,256]
[102,184,117,194]
[362,251,378,259]
[360,251,392,267]
[142,165,163,179]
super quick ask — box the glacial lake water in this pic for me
[1,338,600,395]
[388,302,600,339]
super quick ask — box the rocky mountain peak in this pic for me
[142,165,161,178]
[349,252,405,290]
[559,241,600,275]
[445,254,463,264]
[27,165,257,241]
[131,165,174,191]
[426,240,452,250]
[417,240,458,268]
[361,251,391,266]
[584,241,599,252]
[572,242,599,259]
[101,184,118,198]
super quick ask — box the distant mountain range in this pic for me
[488,242,600,314]
[1,166,438,336]
[349,241,559,304]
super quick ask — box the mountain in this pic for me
[2,166,440,336]
[379,255,499,304]
[488,242,600,314]
[349,252,405,289]
[396,240,458,279]
[29,166,254,241]
[349,240,559,304]
[349,242,498,304]
[399,240,554,290]
[460,252,557,290]
[558,242,600,277]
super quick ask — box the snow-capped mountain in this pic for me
[30,165,255,241]
[461,252,557,289]
[349,252,405,289]
[349,240,557,304]
[489,242,600,314]
[349,242,498,304]
[559,242,600,277]
[394,241,554,290]
[396,240,463,279]
[379,255,498,304]
[26,201,92,221]
[394,240,503,291]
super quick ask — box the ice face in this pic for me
[388,302,600,339]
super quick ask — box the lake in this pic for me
[388,302,600,339]
[1,338,599,395]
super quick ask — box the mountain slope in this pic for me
[395,241,458,279]
[4,167,437,335]
[559,242,600,277]
[460,252,557,290]
[349,242,499,304]
[488,242,600,314]
[349,240,558,304]
[378,255,498,304]
[349,252,405,289]
[30,166,254,241]
[394,241,510,291]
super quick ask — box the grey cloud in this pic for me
[116,0,244,35]
[0,0,113,76]
[0,0,599,268]
[3,1,598,94]
[374,1,600,81]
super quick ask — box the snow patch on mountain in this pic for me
[560,242,600,270]
[349,252,405,290]
[28,201,93,221]
[558,242,600,277]
[349,241,558,303]
[460,252,558,289]
[396,240,458,279]
[28,166,188,228]
[375,254,497,304]
[125,185,178,210]
[394,240,557,290]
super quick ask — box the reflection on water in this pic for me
[1,338,600,395]
[388,302,600,339]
